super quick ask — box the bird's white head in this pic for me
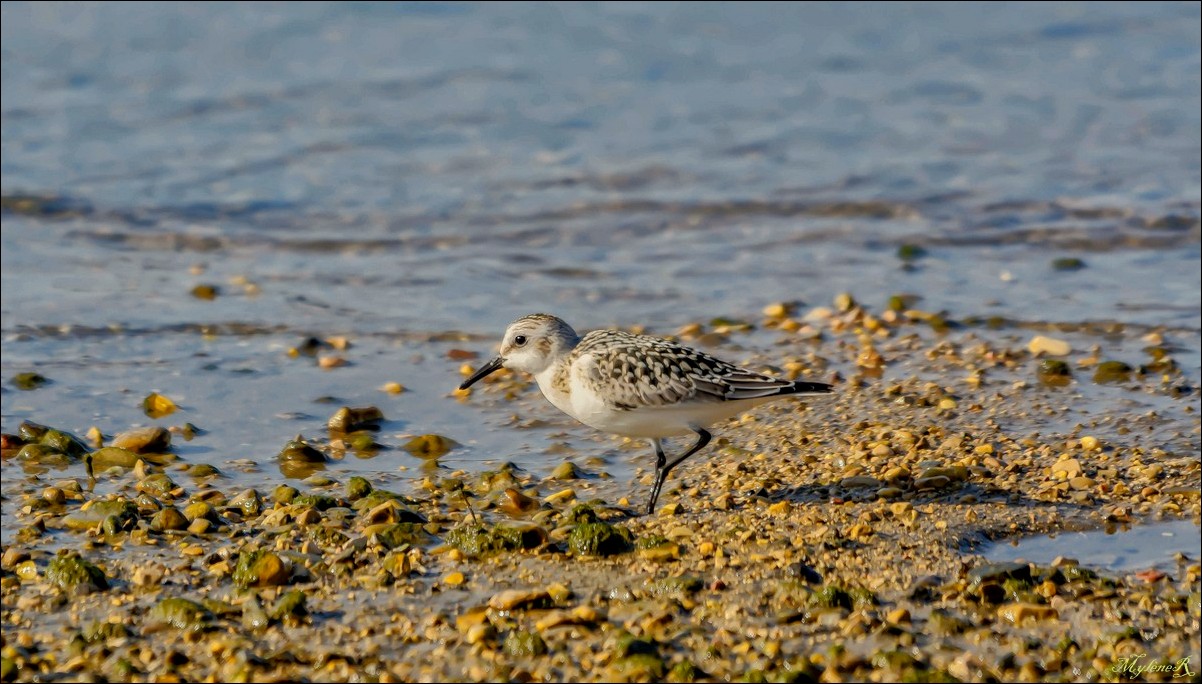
[459,313,580,389]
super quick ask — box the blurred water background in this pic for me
[3,2,1199,554]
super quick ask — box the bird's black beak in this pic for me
[459,356,505,390]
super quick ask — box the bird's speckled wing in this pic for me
[569,330,806,410]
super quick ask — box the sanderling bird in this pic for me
[459,313,833,514]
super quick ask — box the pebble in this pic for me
[996,603,1059,623]
[914,476,951,491]
[767,501,791,516]
[1051,458,1082,479]
[1028,335,1071,356]
[840,476,882,488]
[1069,476,1096,491]
[488,589,550,611]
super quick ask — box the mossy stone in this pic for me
[568,522,633,557]
[563,504,600,525]
[278,436,326,463]
[63,499,138,532]
[16,444,69,465]
[40,429,89,458]
[88,447,140,469]
[1093,360,1133,384]
[45,552,108,594]
[150,507,189,532]
[82,621,131,642]
[370,522,430,549]
[346,476,373,500]
[137,473,177,496]
[503,630,548,657]
[273,484,299,504]
[293,493,338,511]
[148,597,210,631]
[609,654,665,681]
[229,488,263,517]
[445,524,502,557]
[12,372,48,390]
[807,584,852,610]
[232,549,289,587]
[269,590,308,624]
[645,575,704,597]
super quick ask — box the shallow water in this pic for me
[985,518,1202,574]
[2,3,1200,547]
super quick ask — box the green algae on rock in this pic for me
[62,498,138,531]
[148,597,211,631]
[346,476,373,501]
[568,521,633,557]
[1051,257,1087,271]
[367,522,430,549]
[445,522,545,557]
[232,549,291,587]
[1036,358,1073,386]
[403,434,457,460]
[45,552,108,594]
[278,436,327,463]
[502,630,548,657]
[1093,360,1134,384]
[11,372,48,390]
[229,488,263,517]
[136,473,178,497]
[87,447,141,470]
[550,461,584,480]
[17,422,90,461]
[149,507,189,532]
[269,590,309,625]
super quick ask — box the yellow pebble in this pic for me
[1080,436,1100,451]
[767,501,791,516]
[938,398,957,410]
[545,488,576,505]
[14,560,38,580]
[443,571,466,587]
[380,382,406,394]
[659,502,683,516]
[318,355,346,370]
[762,302,790,319]
[547,582,571,603]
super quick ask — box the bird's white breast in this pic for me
[533,354,774,439]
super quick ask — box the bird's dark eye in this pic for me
[514,335,528,347]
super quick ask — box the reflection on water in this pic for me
[985,519,1202,574]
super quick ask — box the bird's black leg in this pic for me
[645,439,667,515]
[645,428,712,515]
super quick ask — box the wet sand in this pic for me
[3,299,1199,682]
